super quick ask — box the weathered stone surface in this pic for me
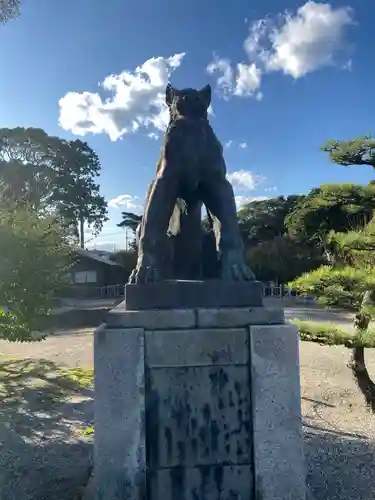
[145,328,248,367]
[148,465,254,500]
[93,327,146,500]
[106,303,195,330]
[250,324,306,500]
[125,280,263,310]
[92,307,308,500]
[146,365,252,468]
[197,306,284,328]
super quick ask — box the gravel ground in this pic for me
[1,317,375,499]
[0,328,95,368]
[300,342,375,500]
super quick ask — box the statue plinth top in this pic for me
[124,279,263,310]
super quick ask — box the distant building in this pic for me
[63,248,127,298]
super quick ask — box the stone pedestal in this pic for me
[91,302,307,500]
[124,280,263,310]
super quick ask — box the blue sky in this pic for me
[1,0,375,250]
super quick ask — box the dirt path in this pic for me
[0,356,94,500]
[0,303,358,366]
[1,323,375,499]
[0,328,94,368]
[300,343,375,499]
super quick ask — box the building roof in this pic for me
[75,248,121,267]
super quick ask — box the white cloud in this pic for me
[342,58,353,71]
[244,1,354,79]
[264,186,278,192]
[59,53,186,141]
[207,58,262,99]
[235,195,269,210]
[85,221,128,250]
[108,194,144,212]
[228,170,266,210]
[208,2,354,99]
[227,169,263,191]
[224,140,249,149]
[234,63,262,97]
[207,104,215,117]
[148,132,159,140]
[206,57,234,99]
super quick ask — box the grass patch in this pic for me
[63,367,94,389]
[0,357,93,411]
[0,357,95,444]
[83,424,94,436]
[290,318,375,347]
[0,357,94,439]
[291,319,351,345]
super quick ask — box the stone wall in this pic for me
[92,305,306,500]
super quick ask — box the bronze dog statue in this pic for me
[129,84,255,283]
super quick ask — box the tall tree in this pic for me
[117,211,142,251]
[53,139,108,248]
[0,160,54,211]
[290,136,375,410]
[246,235,322,284]
[0,128,108,247]
[0,0,20,24]
[117,212,142,233]
[237,195,302,245]
[0,128,57,211]
[285,183,375,260]
[237,195,321,282]
[322,136,375,169]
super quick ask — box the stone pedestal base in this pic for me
[91,304,307,500]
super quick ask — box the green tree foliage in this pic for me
[322,136,375,168]
[291,264,375,310]
[0,128,108,247]
[237,195,302,244]
[246,235,322,284]
[0,128,57,211]
[0,207,72,341]
[290,221,375,411]
[290,136,375,411]
[0,0,20,24]
[285,183,375,245]
[52,139,108,247]
[110,250,138,278]
[237,196,320,282]
[117,212,142,233]
[117,212,142,253]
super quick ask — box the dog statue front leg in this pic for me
[128,173,179,284]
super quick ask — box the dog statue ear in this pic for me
[166,84,177,106]
[199,84,211,108]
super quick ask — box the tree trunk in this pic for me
[348,291,375,412]
[79,214,84,249]
[349,347,375,412]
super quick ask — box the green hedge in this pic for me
[290,318,375,347]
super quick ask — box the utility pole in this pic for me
[125,228,129,251]
[79,192,88,249]
[79,214,85,248]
